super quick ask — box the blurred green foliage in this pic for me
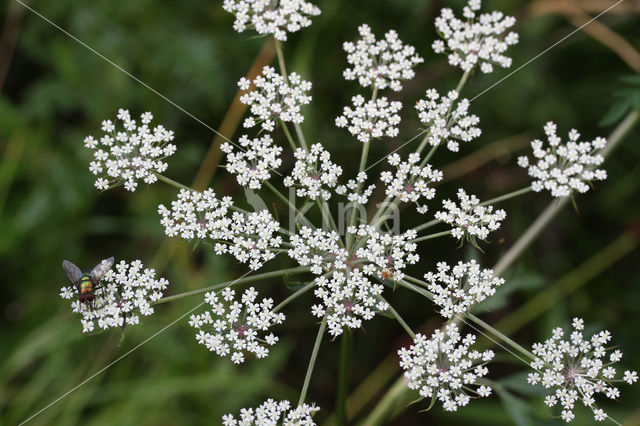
[1,0,639,425]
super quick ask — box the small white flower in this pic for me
[222,0,321,41]
[380,153,443,214]
[424,260,504,318]
[435,189,506,243]
[284,143,343,200]
[398,323,494,411]
[432,0,518,73]
[518,122,608,197]
[238,66,312,132]
[527,318,637,422]
[222,399,320,425]
[342,24,423,91]
[221,134,282,189]
[190,287,285,363]
[60,260,168,332]
[415,89,481,152]
[336,95,402,143]
[85,109,176,192]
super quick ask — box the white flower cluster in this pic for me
[335,95,402,143]
[158,188,232,240]
[190,287,285,364]
[85,109,176,192]
[222,0,321,41]
[221,134,283,189]
[398,323,494,411]
[335,172,376,205]
[238,66,312,132]
[432,0,518,73]
[415,89,481,152]
[352,225,419,282]
[158,190,282,270]
[380,153,443,214]
[518,122,608,198]
[288,227,346,274]
[435,189,506,242]
[284,143,343,200]
[342,24,423,92]
[60,260,168,333]
[424,260,504,318]
[312,269,388,336]
[527,318,638,423]
[222,399,320,425]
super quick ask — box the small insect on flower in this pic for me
[381,267,394,281]
[62,257,115,304]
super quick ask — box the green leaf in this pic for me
[495,386,534,426]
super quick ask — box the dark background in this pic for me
[1,0,639,424]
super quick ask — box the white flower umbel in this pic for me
[284,143,343,200]
[352,225,419,282]
[221,134,283,189]
[288,227,347,275]
[398,323,494,411]
[432,0,518,73]
[85,109,176,192]
[335,95,402,143]
[380,152,443,214]
[158,189,233,240]
[435,189,506,243]
[158,190,282,270]
[219,210,283,270]
[222,399,320,425]
[527,318,638,423]
[424,260,504,318]
[415,89,481,152]
[518,122,608,198]
[190,287,285,364]
[222,0,321,41]
[312,269,388,337]
[238,66,312,132]
[60,260,168,333]
[342,23,423,92]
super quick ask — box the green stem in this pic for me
[480,186,532,206]
[298,318,327,407]
[273,281,316,313]
[381,296,415,338]
[336,331,352,426]
[346,140,371,248]
[154,266,309,305]
[281,120,298,151]
[156,173,193,192]
[464,313,534,360]
[264,181,313,229]
[360,377,408,426]
[397,280,434,300]
[411,230,451,243]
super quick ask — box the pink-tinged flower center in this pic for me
[310,173,319,181]
[343,301,354,313]
[404,184,414,193]
[565,366,581,382]
[236,325,247,337]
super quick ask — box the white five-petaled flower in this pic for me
[342,23,423,92]
[424,260,504,318]
[432,0,518,73]
[158,190,282,270]
[380,152,443,214]
[518,122,608,198]
[415,89,481,152]
[222,0,321,41]
[221,399,320,425]
[238,66,312,132]
[398,323,494,412]
[336,95,402,143]
[85,109,176,192]
[435,188,506,242]
[527,318,638,423]
[190,287,285,364]
[284,143,343,200]
[60,260,168,333]
[221,134,283,190]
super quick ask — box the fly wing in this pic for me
[90,257,115,283]
[62,260,83,285]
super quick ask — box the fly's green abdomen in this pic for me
[80,275,93,294]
